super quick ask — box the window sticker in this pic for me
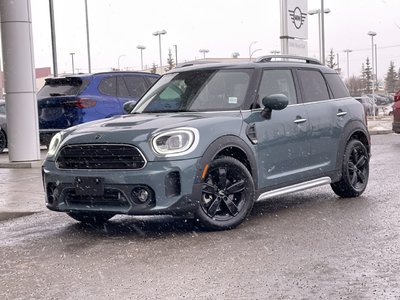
[228,97,238,104]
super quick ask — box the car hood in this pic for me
[58,111,244,161]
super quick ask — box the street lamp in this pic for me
[136,45,146,70]
[84,0,92,73]
[250,48,262,60]
[153,30,167,74]
[368,31,377,120]
[248,41,257,61]
[117,54,126,71]
[199,49,209,59]
[69,52,75,74]
[308,7,331,64]
[343,49,352,79]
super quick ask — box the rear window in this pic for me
[38,78,89,98]
[325,73,350,98]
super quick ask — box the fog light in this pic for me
[131,187,150,203]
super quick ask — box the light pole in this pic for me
[84,0,91,73]
[117,54,126,71]
[69,52,75,74]
[368,31,377,120]
[343,49,352,79]
[308,7,330,64]
[136,45,146,70]
[153,30,167,74]
[248,41,257,61]
[199,49,209,59]
[49,0,58,77]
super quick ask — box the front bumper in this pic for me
[42,157,202,217]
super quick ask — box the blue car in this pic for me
[37,71,159,145]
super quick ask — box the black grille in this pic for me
[56,144,146,169]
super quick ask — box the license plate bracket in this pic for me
[74,177,104,196]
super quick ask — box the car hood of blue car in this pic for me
[57,111,245,161]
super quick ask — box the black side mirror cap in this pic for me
[262,94,289,110]
[261,94,289,119]
[123,101,137,114]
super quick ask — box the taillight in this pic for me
[64,98,97,108]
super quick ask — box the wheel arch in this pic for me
[334,120,370,180]
[194,135,258,187]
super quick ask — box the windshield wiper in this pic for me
[49,93,66,96]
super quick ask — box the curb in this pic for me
[368,129,393,135]
[0,160,42,169]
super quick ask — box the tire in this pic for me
[67,212,115,225]
[331,139,369,198]
[195,157,255,230]
[0,130,6,153]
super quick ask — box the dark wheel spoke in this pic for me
[352,148,359,163]
[226,180,245,195]
[350,171,358,186]
[223,195,239,216]
[357,170,366,183]
[208,198,222,217]
[217,167,227,190]
[348,161,355,171]
[356,155,367,168]
[202,182,218,195]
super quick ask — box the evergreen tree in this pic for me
[362,58,373,93]
[327,49,337,69]
[165,48,175,71]
[385,61,398,93]
[150,63,157,74]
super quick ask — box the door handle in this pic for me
[337,111,347,117]
[294,118,307,124]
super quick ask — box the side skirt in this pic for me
[256,177,332,202]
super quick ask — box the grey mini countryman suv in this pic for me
[42,55,370,230]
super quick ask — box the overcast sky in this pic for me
[29,0,400,80]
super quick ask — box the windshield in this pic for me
[132,68,252,113]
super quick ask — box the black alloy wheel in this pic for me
[67,212,115,225]
[331,139,369,197]
[196,157,255,230]
[0,130,6,153]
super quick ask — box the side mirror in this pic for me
[261,94,289,119]
[123,101,137,114]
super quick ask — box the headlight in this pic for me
[47,132,62,157]
[152,128,199,156]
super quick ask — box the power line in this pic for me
[347,44,400,53]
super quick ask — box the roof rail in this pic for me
[255,55,321,65]
[176,60,221,68]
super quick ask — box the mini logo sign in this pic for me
[289,7,307,29]
[285,0,308,40]
[94,134,102,140]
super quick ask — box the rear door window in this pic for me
[123,76,148,98]
[297,69,330,102]
[117,77,130,98]
[98,77,117,96]
[325,73,350,98]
